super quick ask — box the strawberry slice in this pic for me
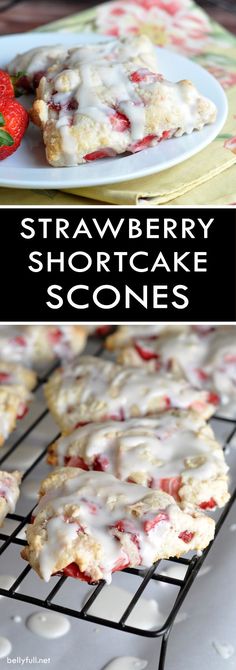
[111,519,140,550]
[61,562,93,582]
[130,69,162,84]
[134,341,160,361]
[64,455,89,470]
[48,328,63,344]
[95,326,112,336]
[207,392,220,406]
[112,554,130,573]
[74,421,91,429]
[196,368,209,381]
[17,404,28,420]
[159,476,182,500]
[110,111,130,132]
[0,372,10,382]
[93,454,110,471]
[129,134,157,153]
[143,511,169,533]
[178,531,194,543]
[11,336,26,347]
[84,148,116,161]
[199,497,216,510]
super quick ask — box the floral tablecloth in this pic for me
[0,0,236,205]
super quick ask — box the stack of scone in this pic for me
[21,325,234,585]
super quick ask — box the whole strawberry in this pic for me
[0,70,14,98]
[0,97,29,160]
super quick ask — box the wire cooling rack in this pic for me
[0,338,235,670]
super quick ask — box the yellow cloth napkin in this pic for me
[1,0,236,205]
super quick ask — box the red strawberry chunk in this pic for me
[17,404,28,420]
[143,511,169,533]
[62,562,93,582]
[0,372,10,383]
[74,421,91,430]
[84,148,116,161]
[207,392,220,406]
[64,455,89,470]
[164,396,171,409]
[129,134,157,153]
[49,101,62,112]
[134,341,160,361]
[11,336,26,347]
[130,69,162,84]
[93,454,110,471]
[67,98,78,111]
[112,554,130,573]
[110,111,130,132]
[48,328,63,343]
[111,519,140,550]
[159,476,182,500]
[196,368,208,381]
[95,326,112,336]
[178,530,194,543]
[199,497,216,510]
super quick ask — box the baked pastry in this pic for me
[44,355,218,432]
[8,45,68,91]
[0,325,87,366]
[21,468,215,583]
[48,411,229,510]
[30,35,216,167]
[0,470,21,525]
[105,325,188,351]
[118,326,236,416]
[0,361,36,446]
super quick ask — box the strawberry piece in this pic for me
[112,554,130,573]
[11,336,26,347]
[143,511,169,533]
[129,134,156,153]
[159,476,182,500]
[178,530,194,543]
[196,368,208,381]
[161,130,171,140]
[64,455,89,470]
[207,392,220,406]
[67,98,78,111]
[130,69,162,84]
[0,71,14,98]
[84,148,116,161]
[74,421,90,429]
[111,519,140,550]
[49,101,62,112]
[17,404,28,420]
[199,497,216,510]
[33,71,46,90]
[0,372,10,382]
[93,454,110,471]
[62,562,93,582]
[48,328,63,344]
[110,111,130,132]
[164,396,171,409]
[134,341,160,361]
[0,97,29,160]
[95,326,112,336]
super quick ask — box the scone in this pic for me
[105,325,188,350]
[118,326,236,415]
[0,361,36,446]
[0,470,22,525]
[21,468,215,583]
[44,355,218,432]
[0,325,88,366]
[48,411,229,510]
[8,44,68,91]
[30,35,216,167]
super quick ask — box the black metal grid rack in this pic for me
[0,341,235,670]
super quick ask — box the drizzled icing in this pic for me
[54,412,228,491]
[0,326,85,365]
[130,326,236,411]
[8,45,67,77]
[46,355,215,432]
[28,469,215,583]
[0,471,21,523]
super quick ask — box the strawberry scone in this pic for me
[0,325,88,366]
[21,468,215,583]
[44,356,218,432]
[30,35,216,167]
[0,361,36,446]
[48,412,229,510]
[118,326,236,415]
[0,470,21,525]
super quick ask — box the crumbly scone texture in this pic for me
[22,468,215,583]
[30,35,216,167]
[118,326,236,417]
[48,411,229,510]
[0,360,36,446]
[0,325,88,366]
[44,355,217,432]
[0,470,22,525]
[105,325,189,350]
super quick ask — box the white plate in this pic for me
[0,31,228,189]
